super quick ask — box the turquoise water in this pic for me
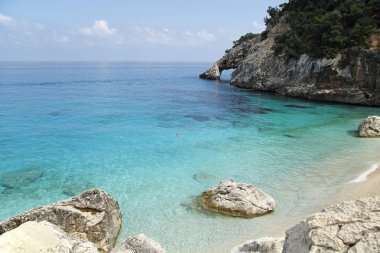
[0,62,379,252]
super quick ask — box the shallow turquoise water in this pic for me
[0,62,379,252]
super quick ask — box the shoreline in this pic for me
[335,162,380,202]
[215,161,380,253]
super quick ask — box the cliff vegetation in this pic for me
[267,0,380,58]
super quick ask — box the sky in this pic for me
[0,0,286,62]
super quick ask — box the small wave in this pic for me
[350,164,379,183]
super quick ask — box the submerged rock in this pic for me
[0,189,122,253]
[0,221,99,253]
[198,180,275,218]
[358,116,380,137]
[230,237,284,253]
[112,234,165,253]
[193,172,217,184]
[0,167,44,189]
[283,196,380,253]
[184,114,210,122]
[61,181,96,197]
[284,104,313,109]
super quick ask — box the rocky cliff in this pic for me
[200,20,380,106]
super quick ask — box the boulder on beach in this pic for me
[230,237,284,253]
[283,196,380,253]
[198,180,275,218]
[358,116,380,137]
[0,189,122,253]
[0,221,99,253]
[112,234,165,253]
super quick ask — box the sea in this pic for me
[0,62,379,252]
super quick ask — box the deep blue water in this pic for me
[0,62,379,252]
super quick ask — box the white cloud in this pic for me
[252,20,265,32]
[34,22,45,30]
[196,30,215,41]
[182,29,215,44]
[0,13,14,26]
[142,26,173,44]
[80,20,118,37]
[135,26,216,46]
[52,33,70,43]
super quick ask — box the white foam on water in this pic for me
[350,164,379,183]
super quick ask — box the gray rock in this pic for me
[198,180,275,217]
[199,64,221,80]
[0,167,43,189]
[112,234,165,253]
[0,189,122,253]
[200,17,380,106]
[230,237,284,253]
[358,116,380,137]
[283,196,380,253]
[0,221,99,253]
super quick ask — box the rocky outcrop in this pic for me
[0,189,122,253]
[282,196,380,253]
[200,20,380,106]
[230,237,284,253]
[0,221,99,253]
[198,180,275,218]
[358,116,380,137]
[111,234,165,253]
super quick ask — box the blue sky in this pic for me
[0,0,286,61]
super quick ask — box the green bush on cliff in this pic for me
[233,33,259,47]
[269,0,380,58]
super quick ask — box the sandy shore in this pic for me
[216,163,380,253]
[334,163,380,202]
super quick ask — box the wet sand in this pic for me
[335,163,380,202]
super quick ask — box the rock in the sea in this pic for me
[230,237,284,253]
[0,167,44,189]
[199,64,221,80]
[0,189,122,253]
[0,221,99,253]
[198,180,275,217]
[358,116,380,137]
[283,196,380,253]
[200,16,380,106]
[112,234,165,253]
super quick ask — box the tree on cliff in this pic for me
[269,0,380,58]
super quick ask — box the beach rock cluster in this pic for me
[283,196,380,253]
[0,189,164,253]
[1,188,378,253]
[358,116,380,137]
[200,18,380,106]
[0,189,121,253]
[231,196,380,253]
[198,180,275,217]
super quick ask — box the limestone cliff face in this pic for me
[200,21,380,106]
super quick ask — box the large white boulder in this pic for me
[283,196,380,253]
[198,180,275,217]
[0,189,122,253]
[0,221,99,253]
[358,116,380,137]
